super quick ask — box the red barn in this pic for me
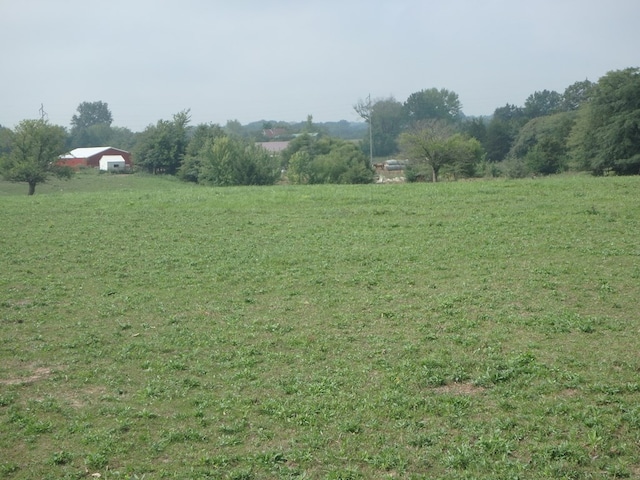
[58,146,132,169]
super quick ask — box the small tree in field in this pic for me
[399,120,454,182]
[1,119,72,195]
[287,150,312,184]
[400,120,484,182]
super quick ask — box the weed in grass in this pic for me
[49,450,73,466]
[408,434,435,448]
[341,420,363,434]
[325,468,363,479]
[444,444,475,470]
[84,452,109,470]
[0,392,16,407]
[227,467,254,480]
[0,463,20,476]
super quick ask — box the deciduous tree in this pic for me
[524,89,563,118]
[0,119,71,195]
[484,104,527,162]
[71,101,113,130]
[569,68,640,175]
[178,123,225,182]
[0,125,12,156]
[509,112,576,174]
[400,120,483,182]
[284,135,373,184]
[135,110,190,174]
[561,79,595,111]
[399,120,454,182]
[404,88,462,125]
[461,117,487,145]
[308,141,373,184]
[281,133,327,170]
[69,101,114,148]
[197,136,281,186]
[365,97,405,158]
[444,134,484,179]
[224,119,245,138]
[287,150,312,184]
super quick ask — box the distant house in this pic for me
[58,146,132,169]
[262,128,288,139]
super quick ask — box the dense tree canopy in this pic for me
[0,125,12,156]
[71,101,113,130]
[0,119,71,194]
[69,101,114,148]
[569,68,640,175]
[68,123,137,151]
[524,89,563,119]
[484,104,527,162]
[67,101,136,150]
[224,119,245,138]
[482,80,598,171]
[307,141,373,184]
[562,80,595,111]
[509,112,576,175]
[196,136,281,186]
[404,88,462,124]
[178,123,226,182]
[461,117,487,146]
[355,89,463,160]
[361,97,405,158]
[134,110,190,174]
[285,134,373,184]
[281,133,327,170]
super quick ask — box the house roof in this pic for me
[60,146,129,159]
[263,128,288,139]
[100,155,126,163]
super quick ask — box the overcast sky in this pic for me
[1,0,639,131]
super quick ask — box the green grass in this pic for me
[1,171,640,478]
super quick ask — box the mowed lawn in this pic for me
[1,172,640,479]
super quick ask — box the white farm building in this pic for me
[99,155,127,171]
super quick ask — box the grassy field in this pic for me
[1,171,640,479]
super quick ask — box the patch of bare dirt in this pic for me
[0,367,53,386]
[63,386,108,408]
[558,388,580,397]
[433,382,485,395]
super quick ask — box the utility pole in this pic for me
[39,103,48,121]
[353,95,374,166]
[368,94,373,166]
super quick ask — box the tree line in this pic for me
[0,103,374,193]
[359,67,640,181]
[1,67,638,194]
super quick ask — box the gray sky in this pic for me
[2,0,639,131]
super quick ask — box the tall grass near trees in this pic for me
[1,172,640,478]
